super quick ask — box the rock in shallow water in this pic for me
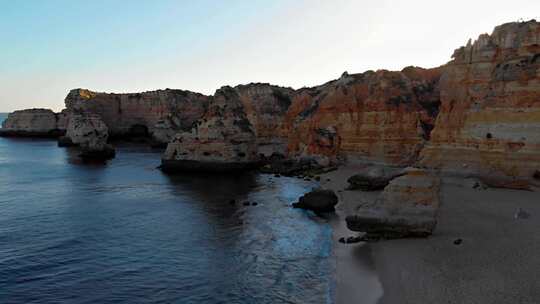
[57,136,76,147]
[293,189,338,213]
[346,169,440,238]
[66,114,116,160]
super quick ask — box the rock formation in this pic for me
[283,68,442,165]
[346,169,441,238]
[64,88,210,144]
[0,109,66,137]
[66,113,115,159]
[161,86,259,172]
[234,83,295,156]
[292,189,339,213]
[3,20,539,182]
[420,20,540,184]
[347,166,405,191]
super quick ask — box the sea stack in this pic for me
[66,113,115,160]
[161,86,259,172]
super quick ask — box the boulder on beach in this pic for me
[293,189,338,213]
[66,113,115,160]
[346,169,440,238]
[346,166,405,191]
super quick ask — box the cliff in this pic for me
[235,83,295,156]
[283,68,442,165]
[419,20,540,183]
[4,20,540,180]
[0,109,67,137]
[64,88,210,144]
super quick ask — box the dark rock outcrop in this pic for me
[57,136,76,147]
[292,189,338,213]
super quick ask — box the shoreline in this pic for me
[320,166,540,304]
[3,124,539,303]
[319,165,384,304]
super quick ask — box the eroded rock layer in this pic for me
[65,88,210,144]
[161,87,259,172]
[419,20,540,182]
[283,68,442,166]
[235,83,295,156]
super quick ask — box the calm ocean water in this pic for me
[0,113,334,304]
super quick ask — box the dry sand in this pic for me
[320,166,540,304]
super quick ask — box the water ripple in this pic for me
[0,138,334,304]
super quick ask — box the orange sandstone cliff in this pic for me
[283,68,442,165]
[419,20,540,182]
[3,20,539,180]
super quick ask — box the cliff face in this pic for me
[4,20,539,179]
[161,87,258,171]
[235,83,295,156]
[283,68,442,165]
[65,88,210,143]
[0,109,66,137]
[420,20,540,181]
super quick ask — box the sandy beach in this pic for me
[322,166,540,304]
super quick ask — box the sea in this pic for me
[0,113,335,304]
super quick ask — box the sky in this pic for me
[0,0,539,112]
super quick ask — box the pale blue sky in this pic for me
[1,0,539,111]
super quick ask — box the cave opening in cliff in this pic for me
[420,121,435,141]
[124,124,150,142]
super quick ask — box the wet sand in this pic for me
[321,165,384,304]
[321,166,540,304]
